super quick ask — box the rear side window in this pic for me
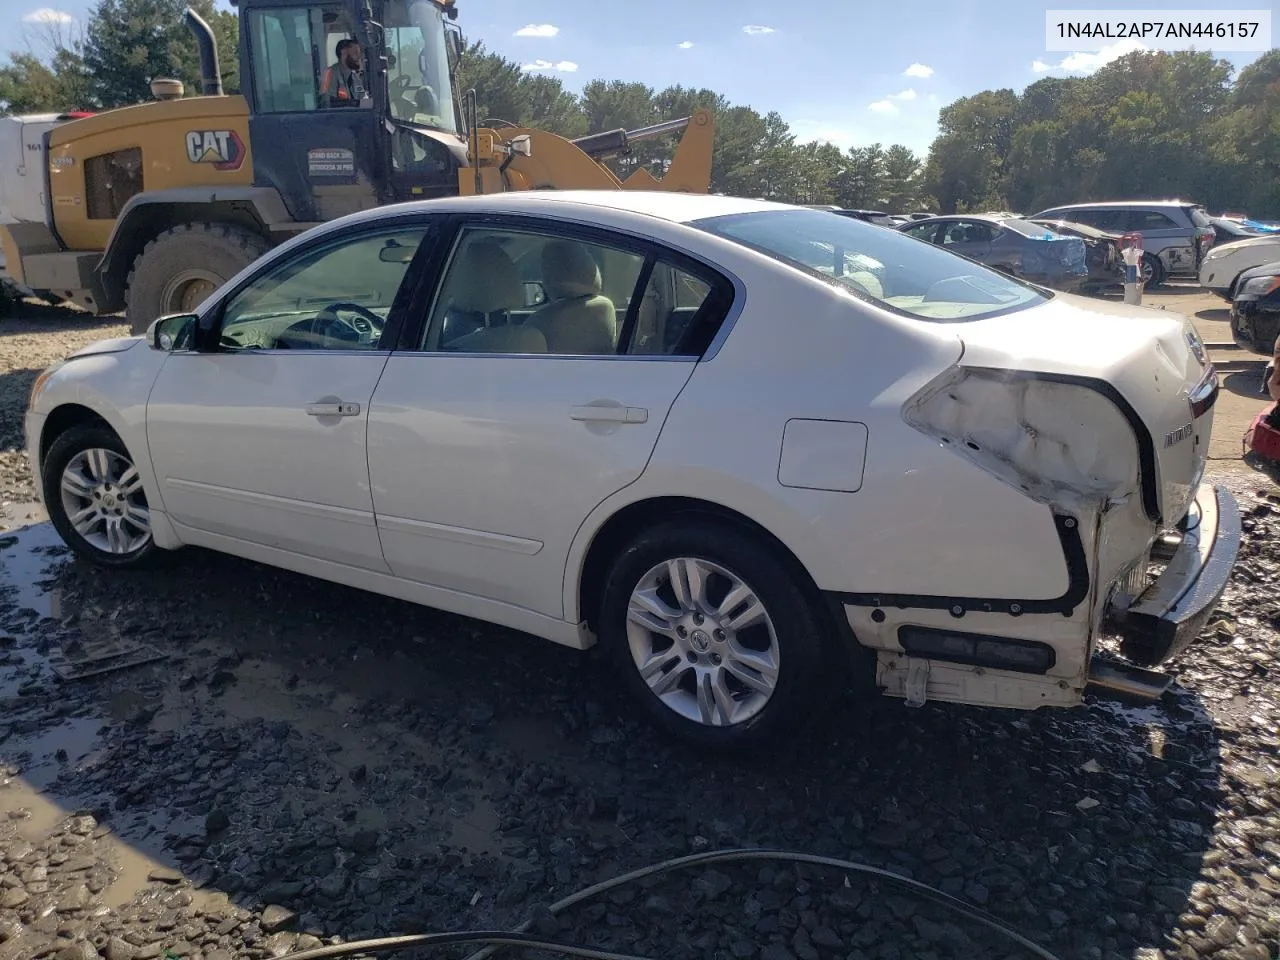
[1127,211,1179,230]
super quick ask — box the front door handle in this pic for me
[306,401,361,417]
[570,404,648,424]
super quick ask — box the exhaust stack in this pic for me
[184,7,223,95]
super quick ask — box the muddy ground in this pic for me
[1,298,1279,960]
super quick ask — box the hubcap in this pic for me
[625,557,780,727]
[59,448,152,555]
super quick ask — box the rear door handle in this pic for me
[570,404,648,424]
[306,401,361,417]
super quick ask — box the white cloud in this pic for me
[889,88,917,101]
[869,100,899,115]
[742,25,775,35]
[677,40,693,49]
[514,23,558,37]
[23,7,74,23]
[521,59,578,72]
[1034,38,1146,75]
[904,63,933,78]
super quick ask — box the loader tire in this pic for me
[125,223,270,335]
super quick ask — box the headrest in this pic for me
[448,240,522,314]
[542,240,602,299]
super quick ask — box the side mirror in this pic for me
[523,281,546,307]
[147,313,197,351]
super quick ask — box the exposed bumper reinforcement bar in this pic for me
[1086,658,1173,702]
[1116,483,1241,667]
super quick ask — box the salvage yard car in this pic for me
[897,214,1089,292]
[24,191,1240,748]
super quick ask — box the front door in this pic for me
[242,3,386,221]
[145,220,435,571]
[366,218,734,618]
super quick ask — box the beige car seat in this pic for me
[528,241,617,354]
[442,241,547,354]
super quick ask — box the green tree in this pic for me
[80,0,238,108]
[0,49,92,113]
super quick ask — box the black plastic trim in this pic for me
[831,513,1090,617]
[897,626,1057,675]
[41,129,67,252]
[1120,484,1242,666]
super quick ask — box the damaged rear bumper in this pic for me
[1114,483,1241,667]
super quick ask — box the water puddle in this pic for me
[0,505,66,620]
[3,715,105,789]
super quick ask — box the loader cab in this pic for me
[237,0,467,222]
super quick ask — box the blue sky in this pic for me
[16,0,1273,154]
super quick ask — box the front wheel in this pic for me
[42,423,157,567]
[598,520,832,749]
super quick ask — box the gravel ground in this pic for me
[1,302,1279,960]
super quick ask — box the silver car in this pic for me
[1031,200,1215,288]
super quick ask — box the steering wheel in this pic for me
[277,302,385,349]
[391,75,413,97]
[316,301,385,341]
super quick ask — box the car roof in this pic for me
[329,190,797,232]
[1038,200,1201,210]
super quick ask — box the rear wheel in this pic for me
[597,520,833,749]
[1141,253,1165,289]
[125,223,270,335]
[42,423,157,568]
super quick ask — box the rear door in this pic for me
[365,215,735,618]
[1127,209,1195,277]
[938,219,996,263]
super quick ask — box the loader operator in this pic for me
[321,38,366,105]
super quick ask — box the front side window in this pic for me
[694,208,1050,323]
[218,225,431,350]
[903,222,938,242]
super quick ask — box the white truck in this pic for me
[0,111,90,314]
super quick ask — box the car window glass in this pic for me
[693,208,1048,324]
[941,221,993,244]
[1127,210,1179,231]
[422,225,646,355]
[1000,218,1057,238]
[219,226,430,351]
[627,261,719,356]
[903,223,937,241]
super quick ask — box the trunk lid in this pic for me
[945,292,1214,526]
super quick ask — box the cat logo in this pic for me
[184,129,245,171]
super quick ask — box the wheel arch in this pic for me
[96,188,290,313]
[568,492,861,666]
[38,402,116,468]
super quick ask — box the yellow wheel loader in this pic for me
[0,0,715,333]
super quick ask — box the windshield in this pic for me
[693,209,1049,323]
[383,0,456,133]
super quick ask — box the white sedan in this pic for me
[24,191,1240,748]
[1200,232,1280,299]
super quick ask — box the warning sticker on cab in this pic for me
[308,148,355,177]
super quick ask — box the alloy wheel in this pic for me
[59,448,152,555]
[625,556,781,727]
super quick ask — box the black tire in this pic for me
[1141,253,1165,289]
[42,423,159,568]
[125,223,270,335]
[597,519,835,750]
